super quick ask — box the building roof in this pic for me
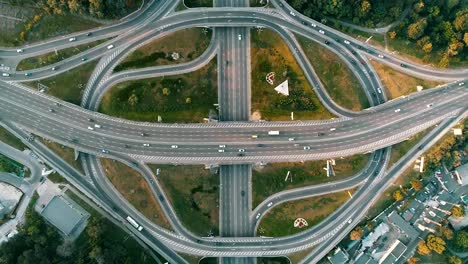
[274,80,289,96]
[362,223,389,249]
[455,163,468,185]
[40,195,88,236]
[354,252,378,264]
[379,240,407,264]
[387,211,420,239]
[328,247,349,264]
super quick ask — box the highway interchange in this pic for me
[0,0,467,263]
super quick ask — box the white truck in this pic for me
[126,216,143,231]
[268,131,280,136]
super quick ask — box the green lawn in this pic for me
[149,165,219,237]
[252,154,369,207]
[251,29,334,121]
[101,159,172,230]
[388,127,432,167]
[17,39,109,71]
[40,139,84,174]
[0,154,24,176]
[100,59,217,123]
[183,0,213,7]
[115,28,212,72]
[24,61,98,105]
[0,127,27,150]
[257,190,353,237]
[298,36,369,111]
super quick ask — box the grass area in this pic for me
[149,165,219,236]
[287,248,315,264]
[257,190,353,237]
[100,59,217,123]
[100,159,171,230]
[65,190,162,264]
[0,127,27,150]
[25,14,102,44]
[24,61,98,105]
[199,257,218,264]
[180,253,203,264]
[252,154,369,207]
[298,35,369,111]
[250,29,334,121]
[0,154,24,176]
[258,257,291,264]
[370,60,444,99]
[40,139,84,174]
[47,172,69,184]
[183,0,212,7]
[115,28,212,72]
[17,38,109,71]
[388,127,432,167]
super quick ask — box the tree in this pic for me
[127,93,138,107]
[350,226,363,240]
[388,31,397,39]
[422,43,433,53]
[438,226,453,240]
[455,231,468,249]
[453,8,468,31]
[438,53,450,68]
[426,234,446,254]
[185,97,191,104]
[411,180,423,191]
[393,190,404,201]
[448,255,462,264]
[162,88,170,96]
[407,257,419,264]
[417,240,430,255]
[451,206,465,217]
[407,18,428,39]
[464,33,468,45]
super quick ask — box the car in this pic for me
[238,149,245,152]
[348,218,352,224]
[171,145,178,149]
[427,103,433,107]
[238,34,242,40]
[81,57,87,61]
[377,88,382,94]
[350,60,356,65]
[237,153,245,157]
[107,44,114,49]
[158,195,164,202]
[140,132,146,136]
[101,149,109,154]
[267,202,273,207]
[288,138,295,141]
[219,144,226,148]
[124,144,129,148]
[55,102,61,107]
[458,82,465,86]
[318,30,325,34]
[378,54,385,59]
[311,23,317,27]
[87,126,94,131]
[343,40,350,44]
[241,190,245,196]
[301,21,307,25]
[303,146,311,150]
[400,63,407,68]
[256,213,261,219]
[324,40,330,45]
[218,149,225,153]
[16,49,23,53]
[94,124,101,128]
[289,11,296,16]
[2,73,10,77]
[51,67,57,71]
[86,32,93,36]
[318,132,325,136]
[69,37,76,42]
[394,108,401,113]
[24,72,32,76]
[330,128,336,131]
[143,143,150,147]
[48,108,54,112]
[251,134,258,138]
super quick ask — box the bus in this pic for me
[126,216,144,231]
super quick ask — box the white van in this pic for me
[87,126,94,131]
[2,73,10,77]
[94,124,101,128]
[107,44,114,49]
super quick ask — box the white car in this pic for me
[2,73,10,77]
[69,37,76,42]
[330,128,336,131]
[87,126,94,131]
[377,88,382,94]
[238,149,245,152]
[378,54,385,59]
[394,108,401,113]
[16,49,23,53]
[256,213,261,219]
[288,138,295,141]
[311,23,317,27]
[318,30,325,34]
[101,149,109,154]
[94,124,101,128]
[343,40,350,44]
[218,149,225,153]
[303,146,311,150]
[427,103,433,108]
[267,202,273,207]
[219,145,226,148]
[458,82,465,86]
[143,143,150,147]
[107,44,114,49]
[238,34,242,40]
[171,145,178,149]
[290,11,296,16]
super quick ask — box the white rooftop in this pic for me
[274,80,289,96]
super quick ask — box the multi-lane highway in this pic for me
[0,0,466,262]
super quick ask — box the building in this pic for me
[387,211,419,240]
[378,240,407,264]
[327,247,349,264]
[39,195,89,238]
[454,163,468,185]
